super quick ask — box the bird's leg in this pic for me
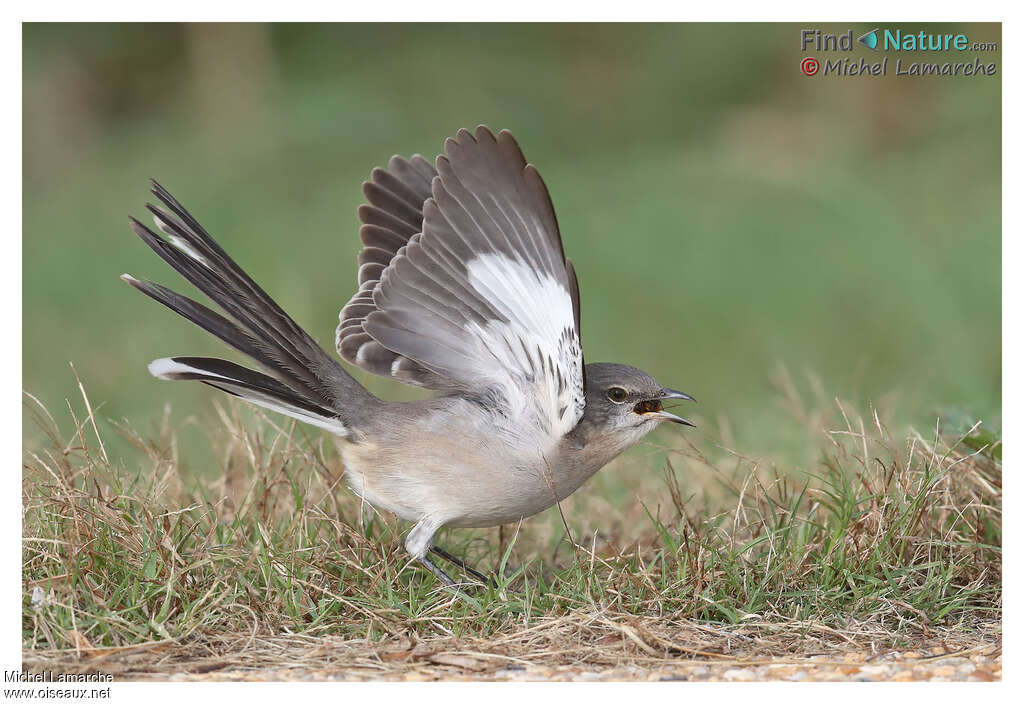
[417,555,457,587]
[430,546,492,585]
[407,517,459,589]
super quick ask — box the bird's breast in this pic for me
[337,402,608,528]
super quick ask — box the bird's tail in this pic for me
[122,181,372,436]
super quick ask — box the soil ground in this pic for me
[23,617,1001,682]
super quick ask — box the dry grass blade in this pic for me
[22,382,1000,680]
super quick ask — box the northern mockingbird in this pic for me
[122,125,695,586]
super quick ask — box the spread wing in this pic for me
[336,125,585,444]
[336,152,448,388]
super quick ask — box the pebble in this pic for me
[723,668,755,681]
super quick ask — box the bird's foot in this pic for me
[430,546,497,588]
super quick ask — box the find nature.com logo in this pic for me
[800,27,998,78]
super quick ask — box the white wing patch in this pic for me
[464,253,585,446]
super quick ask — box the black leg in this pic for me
[430,546,493,585]
[418,554,457,588]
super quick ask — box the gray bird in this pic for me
[122,126,695,586]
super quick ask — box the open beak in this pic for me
[653,387,697,427]
[661,388,696,404]
[650,410,696,427]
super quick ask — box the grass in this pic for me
[21,377,1001,676]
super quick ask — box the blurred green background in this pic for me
[23,23,1001,474]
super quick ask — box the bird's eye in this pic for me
[607,387,628,403]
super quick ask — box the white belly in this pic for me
[339,433,595,529]
[335,396,621,530]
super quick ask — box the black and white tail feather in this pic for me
[122,181,368,437]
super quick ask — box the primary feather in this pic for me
[337,154,444,387]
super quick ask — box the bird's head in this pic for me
[579,362,695,449]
